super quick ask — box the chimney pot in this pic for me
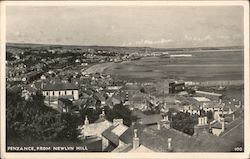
[204,116,208,125]
[157,122,161,130]
[167,138,172,150]
[221,118,225,132]
[198,117,202,125]
[84,115,89,125]
[134,129,138,138]
[219,99,222,104]
[133,129,140,150]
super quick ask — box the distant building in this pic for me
[40,75,46,80]
[169,81,185,94]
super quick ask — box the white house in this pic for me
[42,82,79,100]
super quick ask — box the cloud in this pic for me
[122,38,173,46]
[121,42,132,46]
[185,35,211,42]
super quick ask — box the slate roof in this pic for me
[139,127,234,152]
[119,122,236,152]
[132,110,147,119]
[58,98,72,106]
[80,119,113,137]
[106,96,121,106]
[220,116,243,137]
[43,82,78,91]
[139,114,163,125]
[120,124,145,144]
[102,126,120,145]
[210,121,223,129]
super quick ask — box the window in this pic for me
[72,91,74,95]
[65,91,67,95]
[46,92,48,96]
[59,91,61,96]
[52,91,55,96]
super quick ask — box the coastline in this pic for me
[82,62,115,74]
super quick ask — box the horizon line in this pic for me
[6,42,244,50]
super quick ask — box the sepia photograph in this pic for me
[0,1,249,159]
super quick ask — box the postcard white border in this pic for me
[1,1,249,159]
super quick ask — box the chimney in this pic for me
[131,121,135,126]
[133,129,140,150]
[157,122,161,130]
[31,83,35,88]
[204,116,207,125]
[167,138,172,151]
[125,91,129,101]
[99,109,105,119]
[221,118,225,132]
[164,115,169,121]
[41,82,44,90]
[219,99,222,104]
[202,117,205,125]
[199,117,202,125]
[84,115,89,126]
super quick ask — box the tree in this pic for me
[140,87,146,93]
[105,103,137,126]
[171,111,198,136]
[6,89,81,144]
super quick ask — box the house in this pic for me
[169,81,186,94]
[101,119,129,152]
[78,111,113,151]
[106,96,121,107]
[193,115,210,136]
[93,93,106,106]
[210,118,225,136]
[130,93,148,110]
[211,113,241,137]
[21,89,32,101]
[116,121,235,152]
[58,98,73,113]
[40,75,46,80]
[58,97,80,113]
[42,82,79,100]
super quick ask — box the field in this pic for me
[103,50,244,82]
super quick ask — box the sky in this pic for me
[6,6,244,48]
